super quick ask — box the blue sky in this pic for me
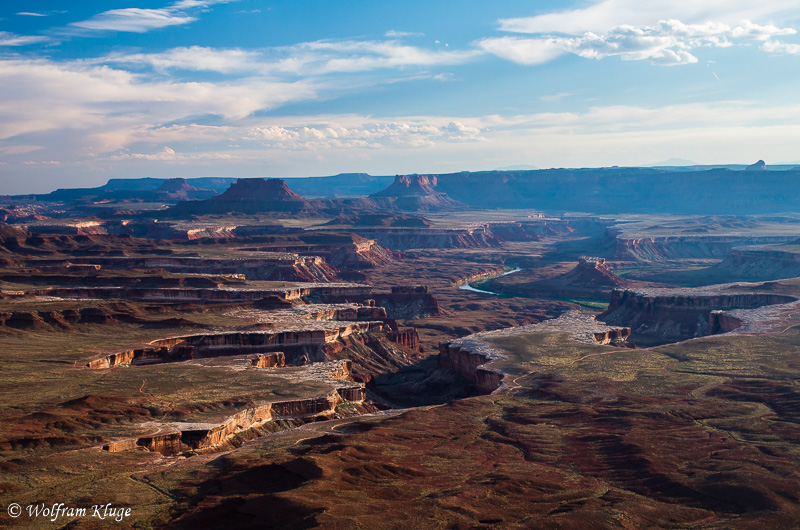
[1,0,800,193]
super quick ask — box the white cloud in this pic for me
[109,145,235,161]
[385,30,424,38]
[761,39,800,55]
[96,40,481,76]
[498,0,800,35]
[280,40,482,75]
[0,145,42,156]
[71,8,196,33]
[481,19,796,66]
[244,117,485,151]
[17,12,48,17]
[7,103,800,192]
[0,31,49,46]
[477,37,566,65]
[99,47,263,74]
[70,0,236,33]
[0,57,318,146]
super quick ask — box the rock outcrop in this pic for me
[153,178,216,201]
[439,311,631,394]
[105,363,366,455]
[614,234,795,262]
[86,323,385,369]
[250,352,286,368]
[345,226,501,250]
[746,160,767,171]
[598,288,797,345]
[242,234,396,269]
[369,286,441,318]
[369,175,465,212]
[30,254,339,282]
[496,257,625,299]
[438,342,505,394]
[706,245,800,282]
[167,178,319,216]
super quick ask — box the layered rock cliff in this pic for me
[30,254,339,282]
[348,226,501,250]
[613,234,795,262]
[707,246,800,282]
[598,288,797,345]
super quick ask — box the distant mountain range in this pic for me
[5,163,800,215]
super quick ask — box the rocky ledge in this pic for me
[439,311,631,394]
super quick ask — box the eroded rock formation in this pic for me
[30,254,339,282]
[599,288,797,345]
[370,175,465,211]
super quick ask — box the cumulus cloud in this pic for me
[245,118,484,151]
[481,19,796,66]
[761,39,800,55]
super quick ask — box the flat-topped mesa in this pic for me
[166,178,319,216]
[599,287,798,345]
[372,174,440,196]
[369,174,465,212]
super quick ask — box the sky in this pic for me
[1,0,800,193]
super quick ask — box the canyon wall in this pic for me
[599,288,796,344]
[107,385,366,456]
[613,235,795,262]
[345,227,501,250]
[708,247,800,281]
[29,255,338,282]
[86,323,383,369]
[30,284,371,304]
[438,342,504,394]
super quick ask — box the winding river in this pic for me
[458,267,522,295]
